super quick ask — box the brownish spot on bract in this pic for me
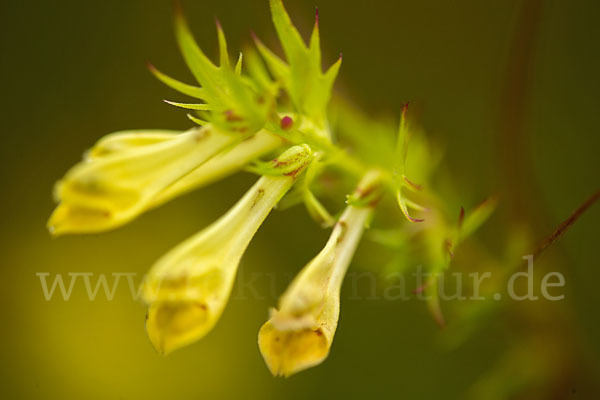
[194,129,209,143]
[458,207,465,227]
[274,152,304,169]
[283,165,306,179]
[368,197,382,208]
[273,157,292,168]
[336,221,348,244]
[251,189,265,209]
[225,110,243,122]
[283,169,299,178]
[355,185,375,200]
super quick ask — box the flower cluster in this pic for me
[48,0,493,376]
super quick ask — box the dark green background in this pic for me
[1,0,599,398]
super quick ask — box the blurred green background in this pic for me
[1,0,599,398]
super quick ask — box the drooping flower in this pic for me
[48,126,248,235]
[258,170,383,377]
[142,145,313,355]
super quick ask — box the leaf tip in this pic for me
[250,30,263,46]
[173,0,184,19]
[402,101,410,115]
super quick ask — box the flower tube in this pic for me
[151,130,283,206]
[142,145,312,355]
[258,170,383,377]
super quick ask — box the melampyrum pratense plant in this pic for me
[48,0,495,377]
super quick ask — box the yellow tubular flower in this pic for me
[259,170,383,377]
[48,126,243,236]
[142,145,313,355]
[151,130,283,207]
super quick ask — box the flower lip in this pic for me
[146,299,211,355]
[259,319,329,377]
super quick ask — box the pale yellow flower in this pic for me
[258,170,382,377]
[142,145,312,355]
[48,126,280,235]
[152,130,283,206]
